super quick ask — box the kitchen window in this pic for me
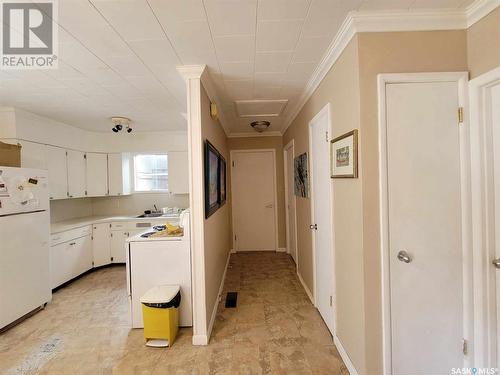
[133,154,168,192]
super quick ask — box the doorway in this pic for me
[284,140,298,266]
[230,149,278,252]
[309,103,335,336]
[470,66,500,368]
[379,73,472,375]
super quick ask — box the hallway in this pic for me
[0,253,347,374]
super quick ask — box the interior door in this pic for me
[386,81,464,374]
[232,151,276,251]
[285,145,297,264]
[310,107,334,335]
[491,83,500,364]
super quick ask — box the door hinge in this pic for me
[330,296,333,306]
[325,131,329,142]
[234,235,237,241]
[232,161,235,167]
[462,339,468,355]
[458,107,464,124]
[85,190,87,196]
[110,233,113,238]
[84,154,87,159]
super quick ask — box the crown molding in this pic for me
[466,0,500,26]
[227,131,283,139]
[280,0,499,135]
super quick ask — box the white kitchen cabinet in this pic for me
[46,145,68,200]
[67,150,86,198]
[168,151,189,194]
[50,229,93,289]
[108,153,131,196]
[86,153,108,197]
[19,140,47,169]
[110,230,129,263]
[92,223,111,267]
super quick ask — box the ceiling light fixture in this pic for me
[250,120,270,133]
[111,117,132,134]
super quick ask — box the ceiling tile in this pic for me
[255,72,285,86]
[253,84,284,99]
[257,0,310,20]
[149,0,206,24]
[128,39,181,66]
[293,36,331,63]
[256,19,303,52]
[301,0,359,37]
[224,80,254,100]
[214,35,255,62]
[220,62,255,80]
[204,0,258,36]
[359,0,414,10]
[410,0,470,8]
[255,52,292,73]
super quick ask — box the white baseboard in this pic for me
[192,335,208,346]
[277,247,287,253]
[334,335,359,375]
[230,248,236,254]
[206,252,231,341]
[297,271,314,304]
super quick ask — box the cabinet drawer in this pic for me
[51,225,92,246]
[110,220,165,231]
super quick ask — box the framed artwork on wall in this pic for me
[204,140,220,218]
[330,129,358,178]
[294,152,309,198]
[219,155,226,205]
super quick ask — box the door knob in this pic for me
[492,258,500,269]
[310,224,318,230]
[397,250,412,263]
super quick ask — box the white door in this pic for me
[92,223,111,267]
[67,150,86,198]
[231,150,277,251]
[491,83,500,365]
[111,230,128,263]
[385,81,465,374]
[285,143,297,264]
[46,145,68,200]
[86,153,108,197]
[309,105,335,335]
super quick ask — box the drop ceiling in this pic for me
[0,0,475,134]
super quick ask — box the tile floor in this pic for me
[0,252,348,374]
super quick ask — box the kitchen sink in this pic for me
[136,213,163,218]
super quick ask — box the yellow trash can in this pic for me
[141,285,181,348]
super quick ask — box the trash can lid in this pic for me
[140,285,180,304]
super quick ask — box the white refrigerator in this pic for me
[0,167,51,330]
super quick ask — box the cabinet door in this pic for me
[67,235,92,279]
[86,153,108,197]
[111,231,128,263]
[46,145,68,200]
[67,150,86,198]
[19,140,47,169]
[168,151,189,194]
[108,153,131,196]
[50,242,69,289]
[92,223,111,267]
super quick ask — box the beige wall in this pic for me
[201,85,231,327]
[283,36,366,372]
[467,7,500,79]
[227,136,286,249]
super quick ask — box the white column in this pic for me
[177,65,208,345]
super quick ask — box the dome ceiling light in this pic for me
[250,120,270,133]
[111,116,132,133]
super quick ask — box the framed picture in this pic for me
[219,155,226,205]
[204,140,220,218]
[330,129,358,178]
[294,152,309,198]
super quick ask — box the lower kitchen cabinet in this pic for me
[50,233,92,289]
[110,230,129,263]
[92,223,111,267]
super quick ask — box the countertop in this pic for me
[51,215,180,234]
[126,231,185,243]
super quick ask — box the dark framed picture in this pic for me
[219,155,226,205]
[330,129,358,178]
[294,152,309,198]
[204,141,220,218]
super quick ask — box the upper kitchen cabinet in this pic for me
[108,153,131,196]
[86,153,108,197]
[46,145,68,200]
[19,140,47,169]
[168,151,189,194]
[67,150,86,198]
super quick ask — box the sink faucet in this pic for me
[154,204,158,213]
